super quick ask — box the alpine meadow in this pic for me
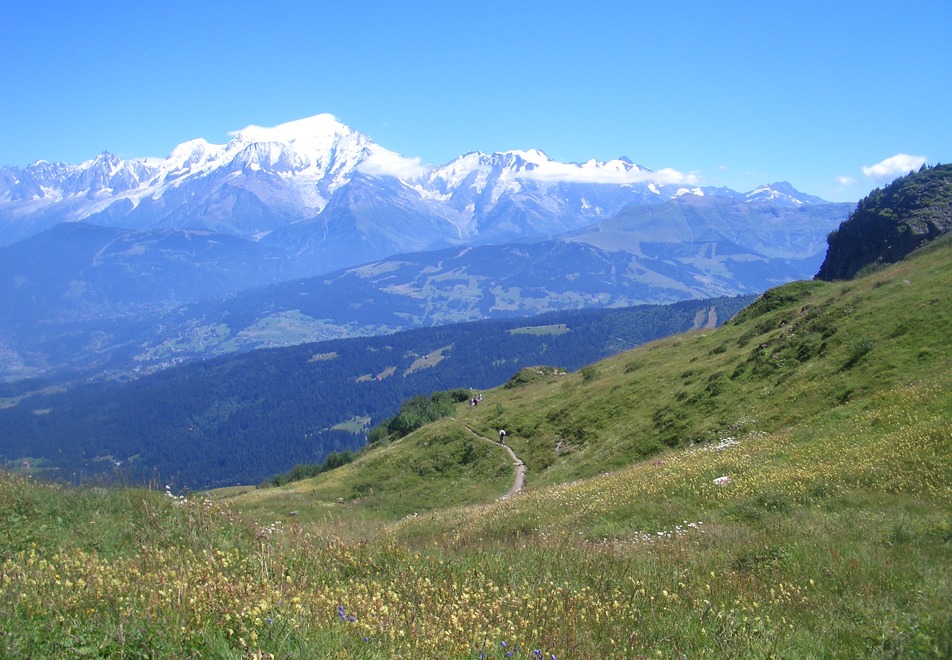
[2,165,950,657]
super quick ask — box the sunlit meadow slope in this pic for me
[2,238,950,658]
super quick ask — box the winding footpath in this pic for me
[462,424,525,499]
[499,442,526,499]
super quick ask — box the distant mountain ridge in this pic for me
[0,114,851,382]
[0,192,848,381]
[1,114,830,273]
[0,222,292,323]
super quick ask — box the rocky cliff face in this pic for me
[816,164,952,281]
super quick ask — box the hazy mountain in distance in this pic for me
[1,114,835,275]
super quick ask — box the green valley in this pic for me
[2,232,950,657]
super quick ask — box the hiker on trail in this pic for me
[499,429,506,445]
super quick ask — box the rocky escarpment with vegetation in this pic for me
[817,163,952,281]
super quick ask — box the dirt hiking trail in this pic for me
[462,424,525,499]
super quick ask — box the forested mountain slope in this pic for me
[0,295,751,488]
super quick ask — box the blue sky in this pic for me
[2,1,949,202]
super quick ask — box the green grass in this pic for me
[218,310,343,351]
[508,323,570,336]
[225,418,513,527]
[0,385,67,411]
[404,344,452,374]
[2,242,951,658]
[135,323,232,360]
[330,416,371,433]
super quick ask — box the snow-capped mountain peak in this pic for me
[427,149,661,196]
[166,139,223,174]
[227,114,358,155]
[0,114,834,251]
[499,148,550,166]
[744,181,827,206]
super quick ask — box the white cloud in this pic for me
[358,150,429,180]
[835,175,855,186]
[522,160,698,186]
[861,153,926,183]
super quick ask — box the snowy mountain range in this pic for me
[0,114,854,381]
[0,114,828,273]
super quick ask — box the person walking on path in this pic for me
[459,422,523,499]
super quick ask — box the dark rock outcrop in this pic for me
[816,164,952,281]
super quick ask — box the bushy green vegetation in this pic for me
[367,388,472,446]
[2,240,950,657]
[264,449,357,487]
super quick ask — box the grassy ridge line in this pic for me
[226,418,515,526]
[237,237,951,525]
[389,373,950,544]
[464,242,952,490]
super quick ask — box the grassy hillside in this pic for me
[2,239,950,658]
[0,294,752,489]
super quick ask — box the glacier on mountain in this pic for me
[0,114,832,253]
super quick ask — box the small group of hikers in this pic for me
[466,389,506,445]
